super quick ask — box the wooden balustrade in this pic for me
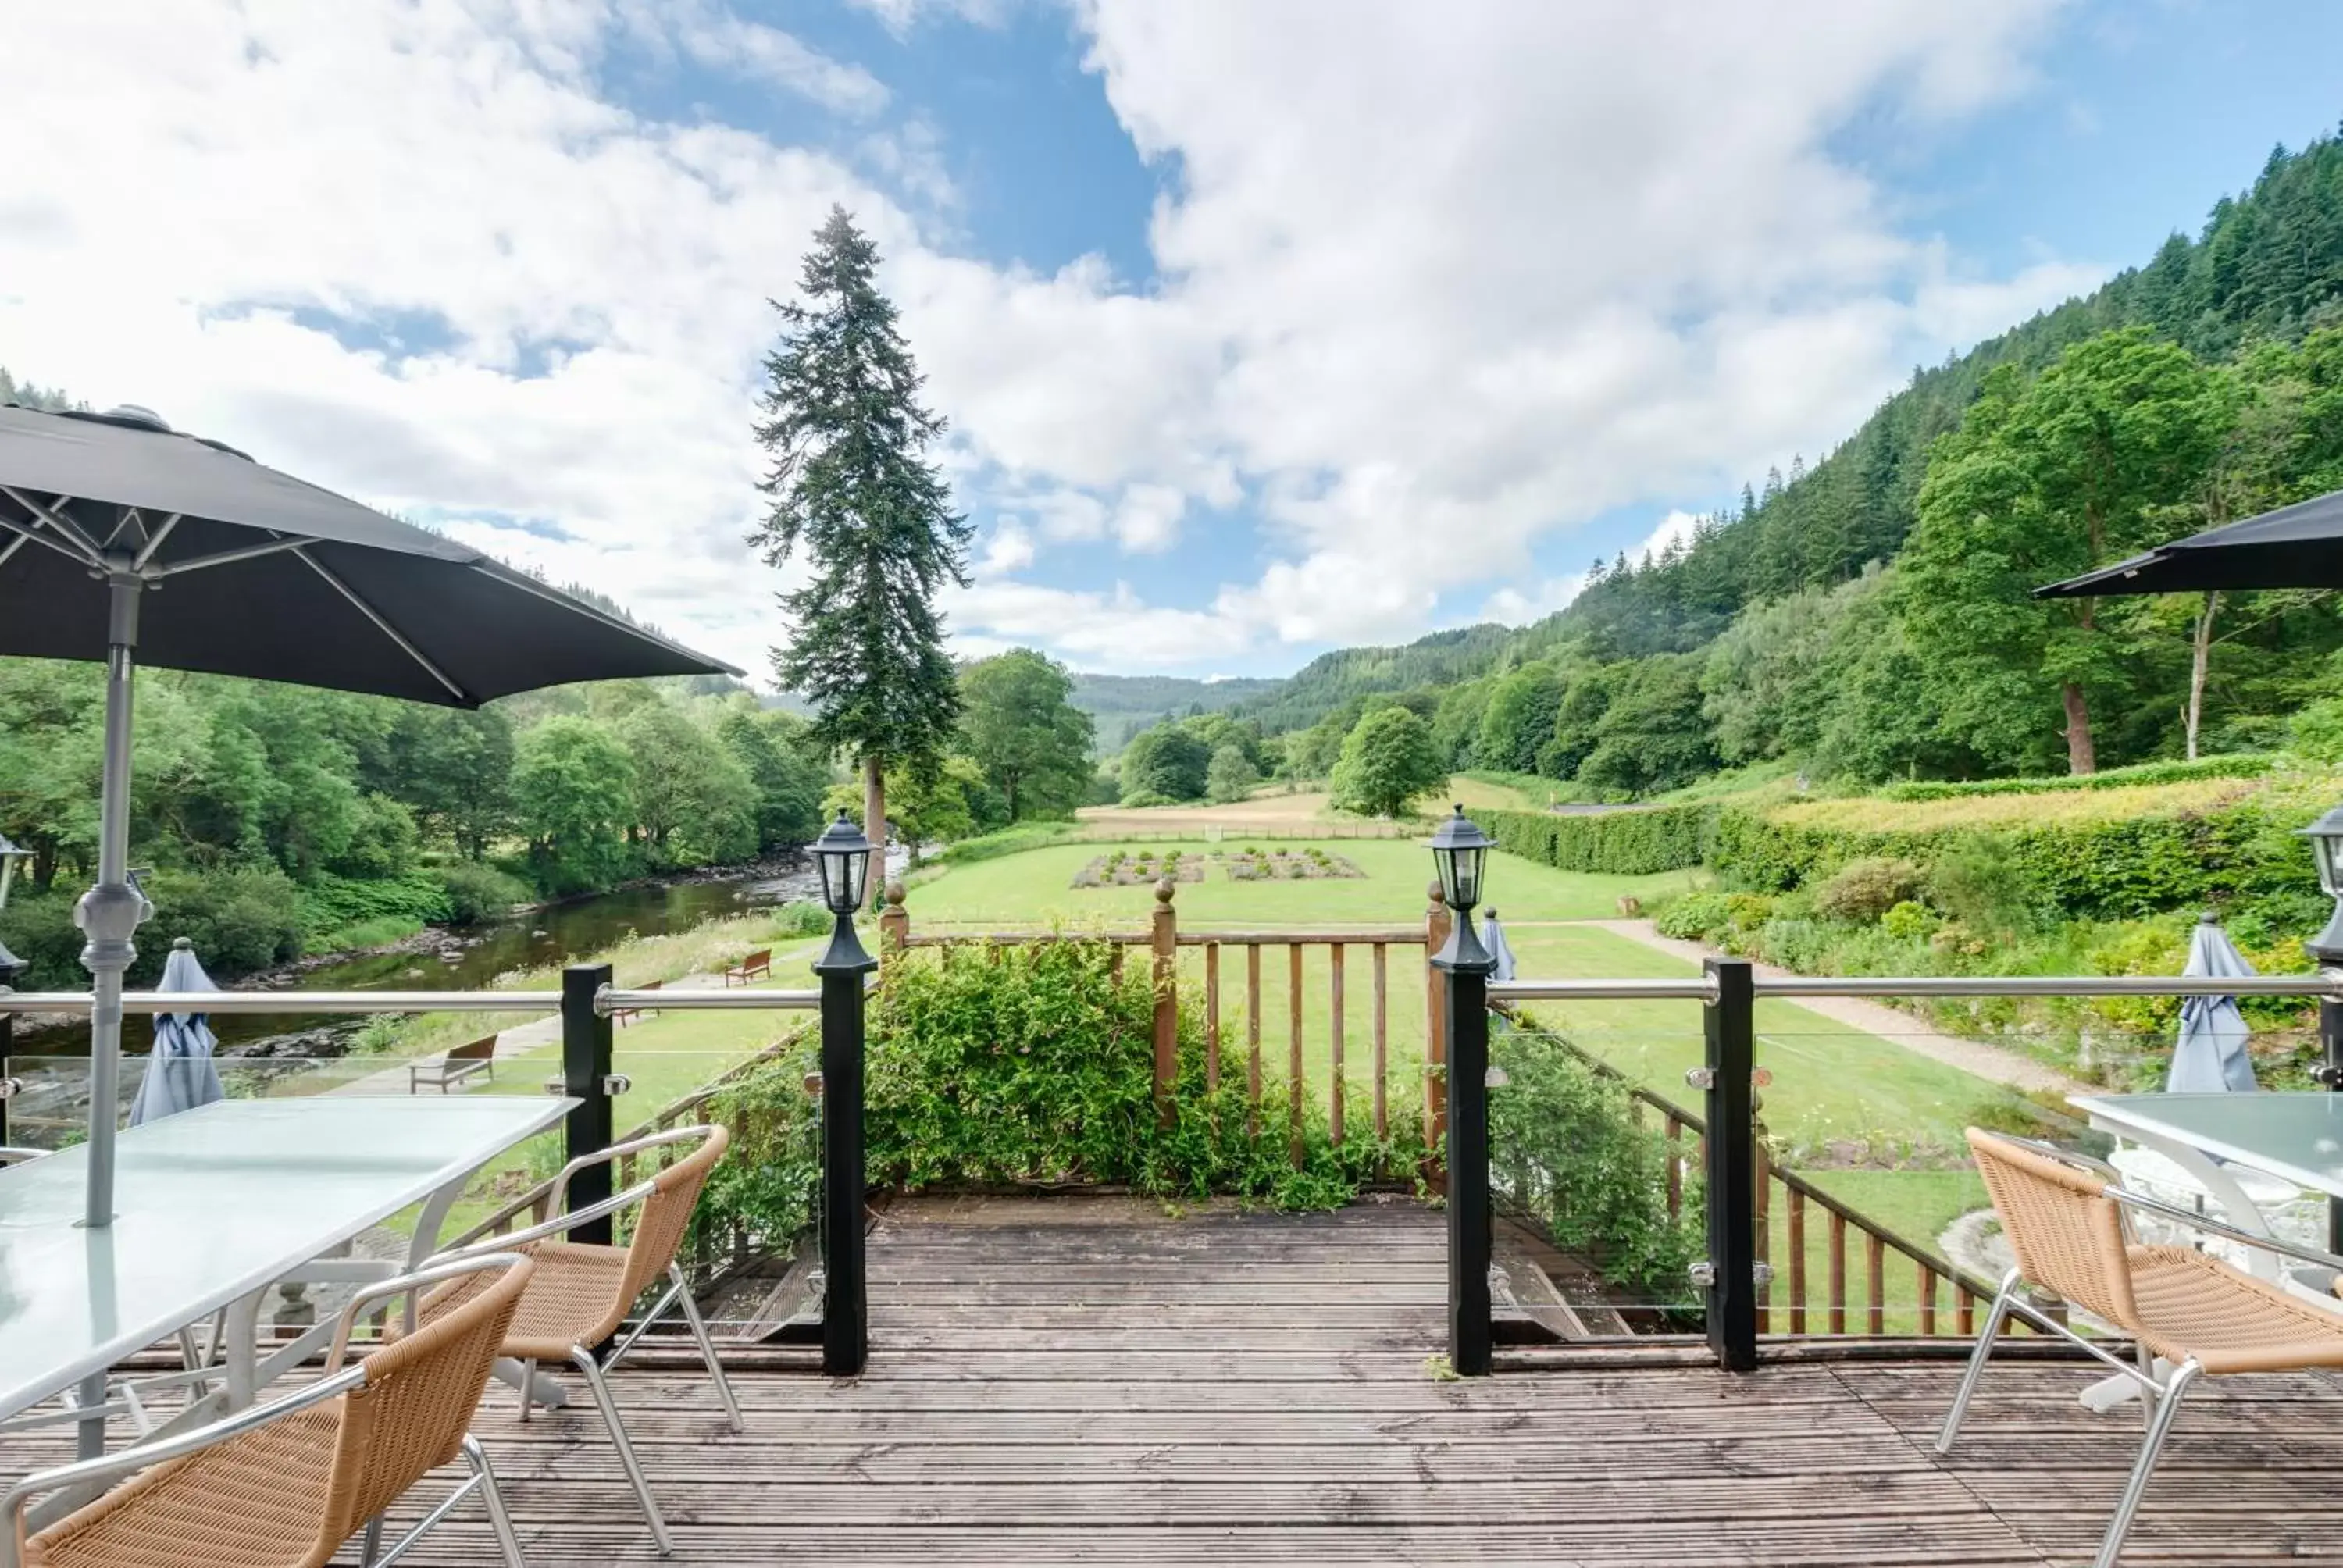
[1520,1014,2003,1341]
[881,878,1439,1164]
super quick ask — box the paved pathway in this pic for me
[1574,918,2084,1096]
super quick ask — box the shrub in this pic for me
[933,822,1079,865]
[299,868,451,940]
[141,865,309,980]
[1812,857,1925,923]
[1722,892,1774,931]
[1489,1017,1703,1305]
[1876,753,2277,801]
[1753,917,1828,971]
[1879,900,1936,941]
[437,861,534,926]
[772,900,832,939]
[1476,804,1712,876]
[1654,893,1731,941]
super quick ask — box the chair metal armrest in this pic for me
[323,1250,529,1371]
[430,1179,663,1258]
[3,1364,366,1559]
[544,1124,719,1216]
[2106,1186,2343,1276]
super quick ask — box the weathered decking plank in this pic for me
[12,1198,2343,1566]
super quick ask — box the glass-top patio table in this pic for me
[0,1094,572,1449]
[2070,1091,2343,1281]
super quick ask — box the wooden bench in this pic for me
[722,949,772,987]
[613,977,662,1027]
[408,1035,497,1093]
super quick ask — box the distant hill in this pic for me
[1068,673,1281,753]
[1225,127,2343,739]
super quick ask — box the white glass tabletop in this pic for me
[2073,1092,2343,1199]
[0,1095,570,1420]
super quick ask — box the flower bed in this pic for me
[1221,846,1362,882]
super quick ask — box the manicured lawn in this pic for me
[900,839,1696,928]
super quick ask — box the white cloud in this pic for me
[0,0,2101,682]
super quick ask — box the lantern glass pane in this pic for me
[2319,833,2343,898]
[819,852,849,913]
[1454,845,1485,908]
[844,848,870,910]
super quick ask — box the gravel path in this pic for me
[1574,918,2086,1097]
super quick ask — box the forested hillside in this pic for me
[1068,673,1278,752]
[1228,130,2343,796]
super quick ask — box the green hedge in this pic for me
[1709,795,2316,920]
[1476,804,1713,876]
[1874,753,2277,801]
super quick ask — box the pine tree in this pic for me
[751,208,972,890]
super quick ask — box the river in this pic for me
[14,853,854,1060]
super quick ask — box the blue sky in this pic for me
[5,1,2341,681]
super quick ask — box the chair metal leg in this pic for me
[573,1349,673,1556]
[463,1434,529,1568]
[671,1263,744,1433]
[2095,1360,2199,1568]
[1936,1269,2018,1455]
[515,1358,536,1423]
[359,1516,384,1566]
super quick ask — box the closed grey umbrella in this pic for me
[129,939,224,1125]
[0,401,740,1248]
[1482,907,1518,984]
[2167,914,2259,1094]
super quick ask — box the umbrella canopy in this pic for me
[2036,486,2343,599]
[2167,914,2259,1094]
[129,939,223,1126]
[1482,907,1518,984]
[0,401,739,1260]
[0,404,735,704]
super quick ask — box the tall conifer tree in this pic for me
[751,208,971,886]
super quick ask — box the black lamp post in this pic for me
[810,810,874,1375]
[1428,804,1496,1376]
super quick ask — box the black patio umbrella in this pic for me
[0,401,739,1238]
[2036,486,2343,598]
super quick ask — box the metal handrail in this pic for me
[0,986,822,1017]
[1491,972,2343,1004]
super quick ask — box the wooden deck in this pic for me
[17,1198,2343,1566]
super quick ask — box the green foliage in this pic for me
[750,207,971,779]
[140,865,309,981]
[510,715,639,896]
[1654,892,1732,941]
[1120,723,1213,803]
[1476,664,1564,775]
[961,648,1096,820]
[697,943,1423,1231]
[1328,706,1444,818]
[1476,804,1713,876]
[299,868,451,940]
[437,861,534,926]
[715,702,828,851]
[1489,1019,1703,1303]
[1876,753,2278,800]
[1205,743,1261,805]
[1576,654,1714,796]
[1811,857,1926,923]
[933,821,1082,865]
[1879,900,1937,941]
[617,700,758,868]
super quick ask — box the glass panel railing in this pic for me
[1486,1005,1706,1344]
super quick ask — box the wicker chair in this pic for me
[3,1252,534,1568]
[426,1124,739,1557]
[1943,1128,2343,1568]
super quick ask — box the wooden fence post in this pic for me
[1424,882,1451,1161]
[878,881,908,960]
[1152,878,1179,1121]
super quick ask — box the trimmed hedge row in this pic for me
[1874,753,2277,801]
[1477,804,1712,877]
[1709,792,2317,920]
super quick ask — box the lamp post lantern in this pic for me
[809,809,875,1375]
[1428,804,1497,1376]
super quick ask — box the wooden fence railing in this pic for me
[882,878,1450,1163]
[1501,1011,2014,1340]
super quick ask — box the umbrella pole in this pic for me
[79,571,148,1231]
[72,569,148,1454]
